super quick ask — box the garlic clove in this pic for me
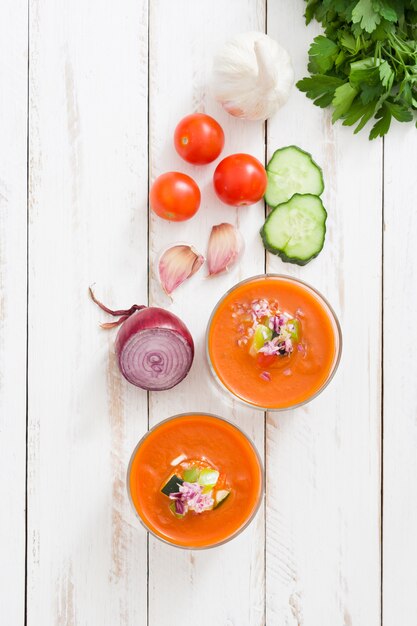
[158,244,205,295]
[207,223,244,276]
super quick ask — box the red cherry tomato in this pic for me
[174,113,225,165]
[150,172,201,222]
[256,353,276,369]
[213,154,267,207]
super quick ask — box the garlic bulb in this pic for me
[211,32,294,122]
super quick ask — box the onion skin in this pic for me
[115,307,194,391]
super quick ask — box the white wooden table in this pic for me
[1,0,416,624]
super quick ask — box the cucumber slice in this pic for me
[161,474,183,496]
[249,324,273,357]
[183,466,200,483]
[261,194,327,265]
[265,146,324,207]
[198,468,219,488]
[214,489,231,509]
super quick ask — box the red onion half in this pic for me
[90,289,194,391]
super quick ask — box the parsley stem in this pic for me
[380,46,410,76]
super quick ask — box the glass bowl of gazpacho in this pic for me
[206,274,342,411]
[127,413,263,549]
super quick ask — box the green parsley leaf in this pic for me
[352,0,382,33]
[385,100,414,121]
[372,19,396,40]
[335,0,359,19]
[332,83,359,121]
[350,58,381,87]
[338,31,359,53]
[314,92,338,107]
[297,0,417,138]
[308,35,340,73]
[354,100,379,132]
[399,80,413,106]
[335,49,347,68]
[379,60,395,90]
[305,0,321,24]
[369,103,392,138]
[342,98,378,132]
[360,82,384,103]
[296,75,345,103]
[374,0,401,22]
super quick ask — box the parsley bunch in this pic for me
[297,0,417,138]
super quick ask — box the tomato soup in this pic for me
[207,275,341,410]
[128,414,263,548]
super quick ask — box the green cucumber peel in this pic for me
[161,474,183,496]
[214,489,231,509]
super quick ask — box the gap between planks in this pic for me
[24,0,30,622]
[380,136,385,626]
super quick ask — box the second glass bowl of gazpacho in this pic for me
[127,413,263,549]
[206,274,342,411]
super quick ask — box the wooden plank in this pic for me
[383,127,417,624]
[266,2,382,624]
[148,2,266,625]
[27,0,148,623]
[0,0,28,622]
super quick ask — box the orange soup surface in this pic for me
[129,414,263,548]
[208,276,339,409]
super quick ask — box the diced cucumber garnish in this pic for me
[249,324,273,356]
[169,502,185,518]
[161,474,183,496]
[288,318,300,341]
[183,466,200,483]
[198,468,219,488]
[265,145,324,207]
[214,489,231,509]
[261,194,327,265]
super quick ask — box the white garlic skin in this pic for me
[211,31,294,122]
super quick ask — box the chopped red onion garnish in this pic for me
[251,298,271,318]
[260,371,271,381]
[284,338,292,352]
[175,499,186,515]
[259,340,281,356]
[233,297,302,358]
[269,315,286,333]
[169,481,214,515]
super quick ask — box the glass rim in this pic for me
[205,273,343,412]
[126,412,264,550]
